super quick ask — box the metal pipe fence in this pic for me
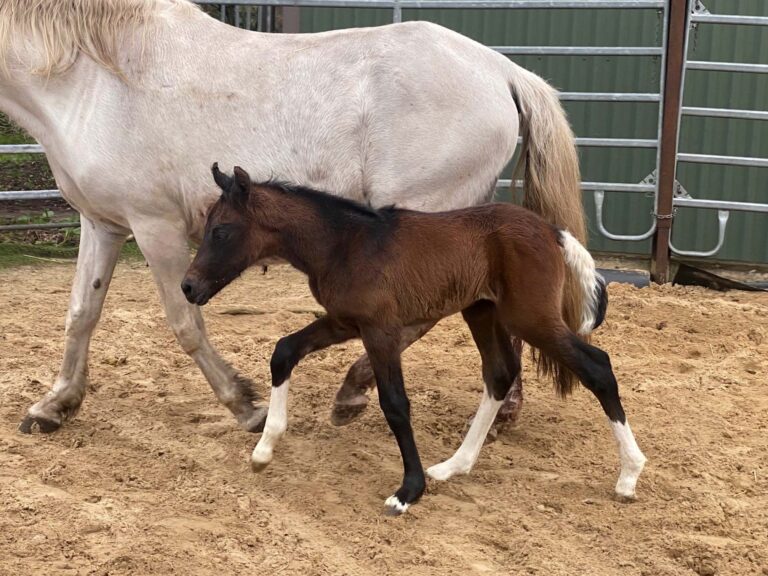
[1,0,765,274]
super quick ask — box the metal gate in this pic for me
[667,2,768,264]
[1,0,766,281]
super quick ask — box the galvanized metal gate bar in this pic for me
[495,46,663,56]
[686,61,768,74]
[1,144,44,154]
[682,106,768,121]
[502,180,656,193]
[1,190,61,201]
[561,92,661,102]
[690,14,768,26]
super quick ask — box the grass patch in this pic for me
[0,240,144,269]
[1,113,56,188]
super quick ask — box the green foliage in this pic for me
[0,239,143,269]
[0,113,34,148]
[9,209,57,225]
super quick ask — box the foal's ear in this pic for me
[233,166,252,198]
[211,162,234,193]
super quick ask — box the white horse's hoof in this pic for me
[384,495,410,516]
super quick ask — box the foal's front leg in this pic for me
[251,317,358,471]
[360,325,425,515]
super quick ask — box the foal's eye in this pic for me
[211,226,229,242]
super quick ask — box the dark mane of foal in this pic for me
[253,179,397,226]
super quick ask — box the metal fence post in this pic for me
[651,0,690,283]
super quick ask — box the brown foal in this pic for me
[182,164,645,515]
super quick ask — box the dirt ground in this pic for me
[0,262,766,576]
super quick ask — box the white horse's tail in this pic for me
[558,230,608,336]
[507,62,587,338]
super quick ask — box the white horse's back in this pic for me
[111,15,522,222]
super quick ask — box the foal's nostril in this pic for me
[181,279,194,298]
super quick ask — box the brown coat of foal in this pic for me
[182,164,645,515]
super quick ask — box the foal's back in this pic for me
[336,203,566,325]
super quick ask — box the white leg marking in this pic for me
[384,495,410,515]
[610,419,646,499]
[251,380,290,471]
[427,389,503,481]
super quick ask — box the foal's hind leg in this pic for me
[331,321,435,426]
[428,301,520,481]
[497,338,524,423]
[20,218,127,433]
[533,329,646,499]
[336,323,525,428]
[251,317,358,471]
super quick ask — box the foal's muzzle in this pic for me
[181,278,211,306]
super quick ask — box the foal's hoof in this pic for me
[384,495,410,516]
[330,401,368,427]
[496,397,523,426]
[18,415,61,434]
[613,491,637,503]
[250,459,270,473]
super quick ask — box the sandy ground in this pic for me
[0,262,766,576]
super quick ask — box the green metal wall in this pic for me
[298,2,767,265]
[677,0,768,264]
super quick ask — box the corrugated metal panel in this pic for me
[300,7,392,30]
[298,3,767,264]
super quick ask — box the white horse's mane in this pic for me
[0,0,197,76]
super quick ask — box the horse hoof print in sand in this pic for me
[181,164,646,515]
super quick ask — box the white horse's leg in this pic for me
[20,218,127,433]
[131,220,268,432]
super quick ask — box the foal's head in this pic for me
[182,164,266,306]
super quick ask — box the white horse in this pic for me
[1,0,585,435]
